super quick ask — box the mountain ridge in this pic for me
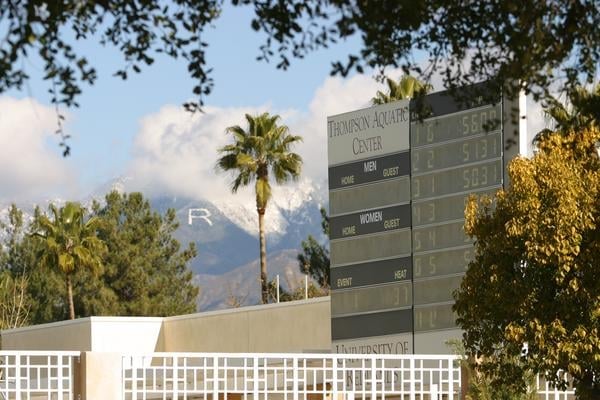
[0,177,327,311]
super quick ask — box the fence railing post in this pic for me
[15,354,21,400]
[211,355,218,400]
[293,356,299,400]
[409,356,415,400]
[370,355,376,400]
[253,356,259,400]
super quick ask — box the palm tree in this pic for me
[217,113,302,304]
[33,202,106,320]
[535,84,600,144]
[372,75,433,104]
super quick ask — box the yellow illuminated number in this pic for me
[428,230,436,249]
[462,116,470,135]
[463,169,470,189]
[413,179,420,198]
[414,232,421,251]
[490,109,497,126]
[416,310,423,329]
[427,150,434,169]
[481,165,488,186]
[394,286,408,306]
[429,255,437,275]
[462,143,470,162]
[413,152,420,172]
[430,176,435,195]
[481,110,488,131]
[426,123,434,142]
[480,138,488,159]
[471,113,479,134]
[429,309,437,328]
[414,258,422,277]
[471,167,479,187]
[393,287,401,306]
[413,205,421,224]
[428,203,435,222]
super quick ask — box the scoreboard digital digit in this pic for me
[328,82,523,355]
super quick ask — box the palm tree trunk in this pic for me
[66,274,75,320]
[258,210,268,304]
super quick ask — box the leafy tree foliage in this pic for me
[4,1,599,153]
[536,84,600,143]
[446,340,537,400]
[248,1,600,104]
[454,125,600,399]
[297,207,329,290]
[92,191,199,316]
[217,112,302,304]
[32,202,107,320]
[0,205,32,329]
[372,75,432,105]
[0,191,198,323]
[267,278,326,303]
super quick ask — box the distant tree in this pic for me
[93,191,199,316]
[32,202,106,320]
[217,113,302,304]
[0,205,31,329]
[23,191,199,323]
[454,124,600,399]
[267,278,326,303]
[535,84,600,143]
[297,207,330,290]
[446,340,538,400]
[372,75,432,105]
[0,272,29,330]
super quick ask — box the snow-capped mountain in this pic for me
[0,177,328,311]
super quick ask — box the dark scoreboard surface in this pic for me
[328,152,410,190]
[329,204,411,240]
[328,82,513,350]
[330,256,412,290]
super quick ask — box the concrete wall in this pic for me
[162,297,332,353]
[90,317,164,352]
[1,316,164,352]
[1,298,332,353]
[1,317,92,351]
[414,329,462,354]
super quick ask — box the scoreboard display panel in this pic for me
[328,82,521,355]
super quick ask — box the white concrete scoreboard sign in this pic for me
[327,82,522,355]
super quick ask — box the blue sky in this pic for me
[0,4,546,206]
[0,3,380,205]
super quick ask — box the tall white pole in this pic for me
[304,262,310,299]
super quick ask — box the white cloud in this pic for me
[128,104,276,207]
[0,97,77,202]
[127,71,547,219]
[126,74,385,210]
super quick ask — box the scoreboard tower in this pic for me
[328,82,523,354]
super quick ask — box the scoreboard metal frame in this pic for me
[327,82,521,354]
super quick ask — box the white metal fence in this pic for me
[122,353,461,400]
[0,351,80,400]
[536,374,576,400]
[0,351,577,399]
